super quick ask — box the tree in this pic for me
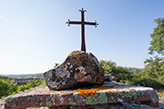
[143,56,164,85]
[17,85,27,92]
[99,60,133,83]
[0,79,18,98]
[146,18,164,81]
[0,80,9,97]
[148,18,164,55]
[16,77,45,93]
[136,18,164,89]
[99,60,116,74]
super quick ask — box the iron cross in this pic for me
[66,8,98,52]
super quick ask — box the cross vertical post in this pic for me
[81,9,86,51]
[66,8,98,52]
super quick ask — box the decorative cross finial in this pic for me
[79,8,86,12]
[66,8,98,52]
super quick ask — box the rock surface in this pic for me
[104,74,118,82]
[44,51,104,90]
[4,82,160,109]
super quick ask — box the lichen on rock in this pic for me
[6,97,17,103]
[46,101,52,107]
[96,93,108,104]
[44,50,104,90]
[86,93,107,105]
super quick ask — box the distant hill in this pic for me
[0,75,15,80]
[1,67,142,79]
[3,73,43,79]
[130,67,143,72]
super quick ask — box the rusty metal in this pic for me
[66,8,98,52]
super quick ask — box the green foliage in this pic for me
[16,77,45,92]
[99,58,164,90]
[99,60,133,84]
[100,59,164,89]
[132,77,164,89]
[40,77,46,85]
[17,85,26,92]
[99,60,116,74]
[144,56,164,78]
[0,79,18,97]
[0,75,45,98]
[0,80,9,97]
[0,75,17,80]
[132,56,164,89]
[8,82,18,95]
[148,18,164,55]
[131,18,164,89]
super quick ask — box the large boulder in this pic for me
[44,51,104,90]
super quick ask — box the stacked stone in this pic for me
[44,51,104,90]
[4,50,162,109]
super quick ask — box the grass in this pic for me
[156,91,164,96]
[156,89,164,96]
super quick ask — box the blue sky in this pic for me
[0,0,164,74]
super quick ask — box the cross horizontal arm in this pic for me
[84,22,96,25]
[67,21,81,24]
[66,20,81,26]
[84,21,98,27]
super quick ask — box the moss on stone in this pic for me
[86,93,107,105]
[39,97,44,101]
[69,98,73,101]
[134,95,138,100]
[131,101,135,103]
[118,90,138,98]
[86,96,96,105]
[40,102,43,106]
[107,93,112,96]
[6,97,17,103]
[50,93,57,97]
[96,93,107,104]
[141,93,144,96]
[46,101,52,107]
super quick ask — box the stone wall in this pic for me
[13,78,40,86]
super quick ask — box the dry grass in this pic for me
[156,89,164,96]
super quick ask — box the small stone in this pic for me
[104,74,112,82]
[44,50,104,90]
[104,74,118,82]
